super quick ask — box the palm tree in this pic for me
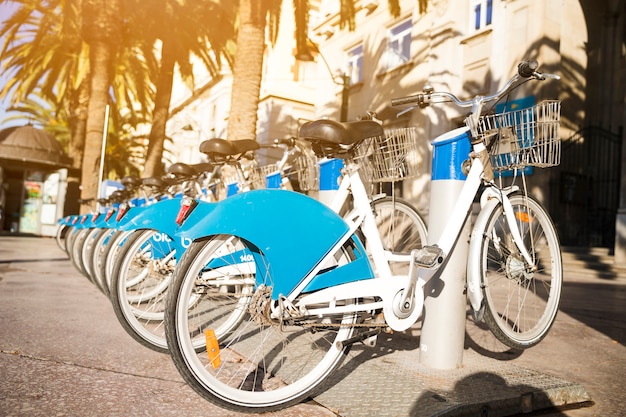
[227,0,424,142]
[0,0,87,168]
[78,0,123,205]
[227,0,280,141]
[138,0,235,177]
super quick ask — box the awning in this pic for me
[0,125,74,170]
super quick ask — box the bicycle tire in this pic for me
[101,230,134,297]
[55,224,69,255]
[81,228,102,282]
[70,228,92,280]
[64,226,78,259]
[478,192,562,349]
[371,196,427,253]
[165,234,358,412]
[87,228,117,295]
[110,229,175,352]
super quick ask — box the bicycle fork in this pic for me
[466,184,535,320]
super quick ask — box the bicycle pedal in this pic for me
[413,245,445,268]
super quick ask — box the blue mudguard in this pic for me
[115,197,189,255]
[176,189,375,299]
[117,198,182,236]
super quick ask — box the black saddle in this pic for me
[199,138,259,162]
[142,176,166,189]
[108,189,129,203]
[167,162,198,178]
[121,176,142,189]
[299,120,384,158]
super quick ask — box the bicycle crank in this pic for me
[383,286,424,331]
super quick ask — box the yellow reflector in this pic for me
[515,211,533,223]
[205,329,220,369]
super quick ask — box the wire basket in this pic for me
[354,127,422,183]
[249,163,280,189]
[468,100,562,171]
[290,151,319,191]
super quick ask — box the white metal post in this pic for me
[96,105,110,210]
[419,127,471,369]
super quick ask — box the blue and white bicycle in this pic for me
[164,60,563,412]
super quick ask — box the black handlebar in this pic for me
[390,94,424,107]
[391,60,555,109]
[517,60,538,78]
[274,137,296,147]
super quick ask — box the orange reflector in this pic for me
[205,329,220,369]
[515,211,533,223]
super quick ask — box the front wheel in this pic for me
[165,234,357,412]
[371,196,427,254]
[478,193,562,349]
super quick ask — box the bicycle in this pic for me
[107,139,314,353]
[111,132,426,354]
[163,60,563,412]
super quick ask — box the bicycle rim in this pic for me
[104,230,133,294]
[91,228,117,296]
[166,234,356,412]
[372,197,427,253]
[111,229,175,352]
[480,193,562,349]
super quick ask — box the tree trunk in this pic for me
[79,0,121,211]
[68,78,89,170]
[143,41,175,177]
[227,0,267,141]
[80,40,114,210]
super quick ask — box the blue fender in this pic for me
[117,198,181,235]
[176,189,374,298]
[115,198,190,255]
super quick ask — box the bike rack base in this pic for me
[313,330,591,417]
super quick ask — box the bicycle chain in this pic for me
[198,286,390,330]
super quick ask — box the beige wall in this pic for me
[165,0,589,216]
[308,0,587,217]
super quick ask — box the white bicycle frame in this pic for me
[284,94,541,333]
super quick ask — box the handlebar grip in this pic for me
[391,94,424,107]
[518,60,539,78]
[275,137,296,147]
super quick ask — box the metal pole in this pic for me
[96,105,110,208]
[340,73,350,122]
[419,127,471,369]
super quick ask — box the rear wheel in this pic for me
[70,228,92,280]
[101,230,133,296]
[88,228,118,295]
[110,229,176,352]
[165,234,358,412]
[55,224,69,255]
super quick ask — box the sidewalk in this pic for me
[1,236,624,416]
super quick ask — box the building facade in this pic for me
[165,0,626,260]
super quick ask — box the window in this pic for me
[345,44,363,85]
[385,19,412,70]
[471,0,493,31]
